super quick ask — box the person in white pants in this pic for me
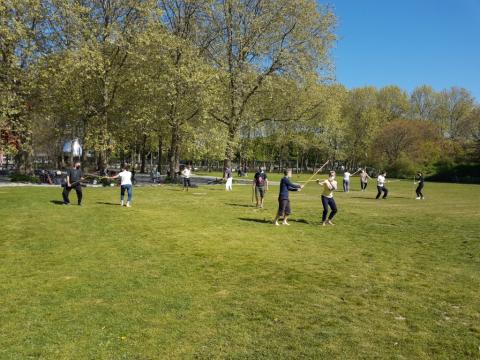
[225,167,233,191]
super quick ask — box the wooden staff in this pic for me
[302,160,329,187]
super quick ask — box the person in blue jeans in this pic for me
[317,171,338,226]
[110,165,133,207]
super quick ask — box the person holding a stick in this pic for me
[109,164,133,207]
[376,171,389,199]
[273,169,303,226]
[317,170,338,226]
[415,172,425,200]
[360,168,372,191]
[62,161,85,205]
[252,167,268,208]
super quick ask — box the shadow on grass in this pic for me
[96,201,120,206]
[50,200,65,205]
[226,203,255,208]
[350,196,412,200]
[239,217,309,224]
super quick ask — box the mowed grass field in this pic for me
[0,178,479,359]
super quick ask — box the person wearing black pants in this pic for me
[415,172,425,199]
[62,162,84,205]
[376,171,388,199]
[317,171,338,226]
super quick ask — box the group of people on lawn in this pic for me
[62,162,425,226]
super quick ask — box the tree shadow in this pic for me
[50,200,65,205]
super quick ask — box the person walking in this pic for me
[62,161,85,205]
[415,172,425,200]
[110,165,133,207]
[317,170,338,226]
[376,171,389,199]
[273,169,303,226]
[253,167,269,208]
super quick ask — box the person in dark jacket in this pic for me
[415,172,425,199]
[62,162,84,205]
[273,169,303,226]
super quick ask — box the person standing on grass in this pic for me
[376,171,389,199]
[415,172,425,200]
[343,169,351,192]
[109,165,133,207]
[225,166,233,191]
[273,169,303,226]
[62,161,85,206]
[317,170,338,226]
[360,168,372,191]
[253,167,269,208]
[182,165,192,191]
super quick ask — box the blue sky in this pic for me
[327,0,480,101]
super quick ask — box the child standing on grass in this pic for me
[273,169,303,226]
[110,165,133,207]
[317,171,338,226]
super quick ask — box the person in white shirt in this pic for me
[343,171,351,192]
[224,167,233,191]
[317,171,338,226]
[110,164,133,207]
[182,165,192,191]
[376,171,389,199]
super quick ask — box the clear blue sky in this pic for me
[327,0,480,101]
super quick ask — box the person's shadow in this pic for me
[96,202,120,206]
[238,217,309,224]
[50,200,65,205]
[226,203,255,208]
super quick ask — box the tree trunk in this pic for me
[140,134,147,173]
[168,122,180,180]
[157,136,163,174]
[223,123,238,169]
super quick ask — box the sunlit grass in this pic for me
[0,180,479,359]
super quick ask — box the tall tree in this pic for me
[201,0,336,167]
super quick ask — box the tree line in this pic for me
[1,0,479,180]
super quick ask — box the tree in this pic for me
[409,85,437,121]
[435,87,476,139]
[0,0,49,173]
[377,85,409,122]
[200,0,336,167]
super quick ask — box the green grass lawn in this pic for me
[0,180,479,359]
